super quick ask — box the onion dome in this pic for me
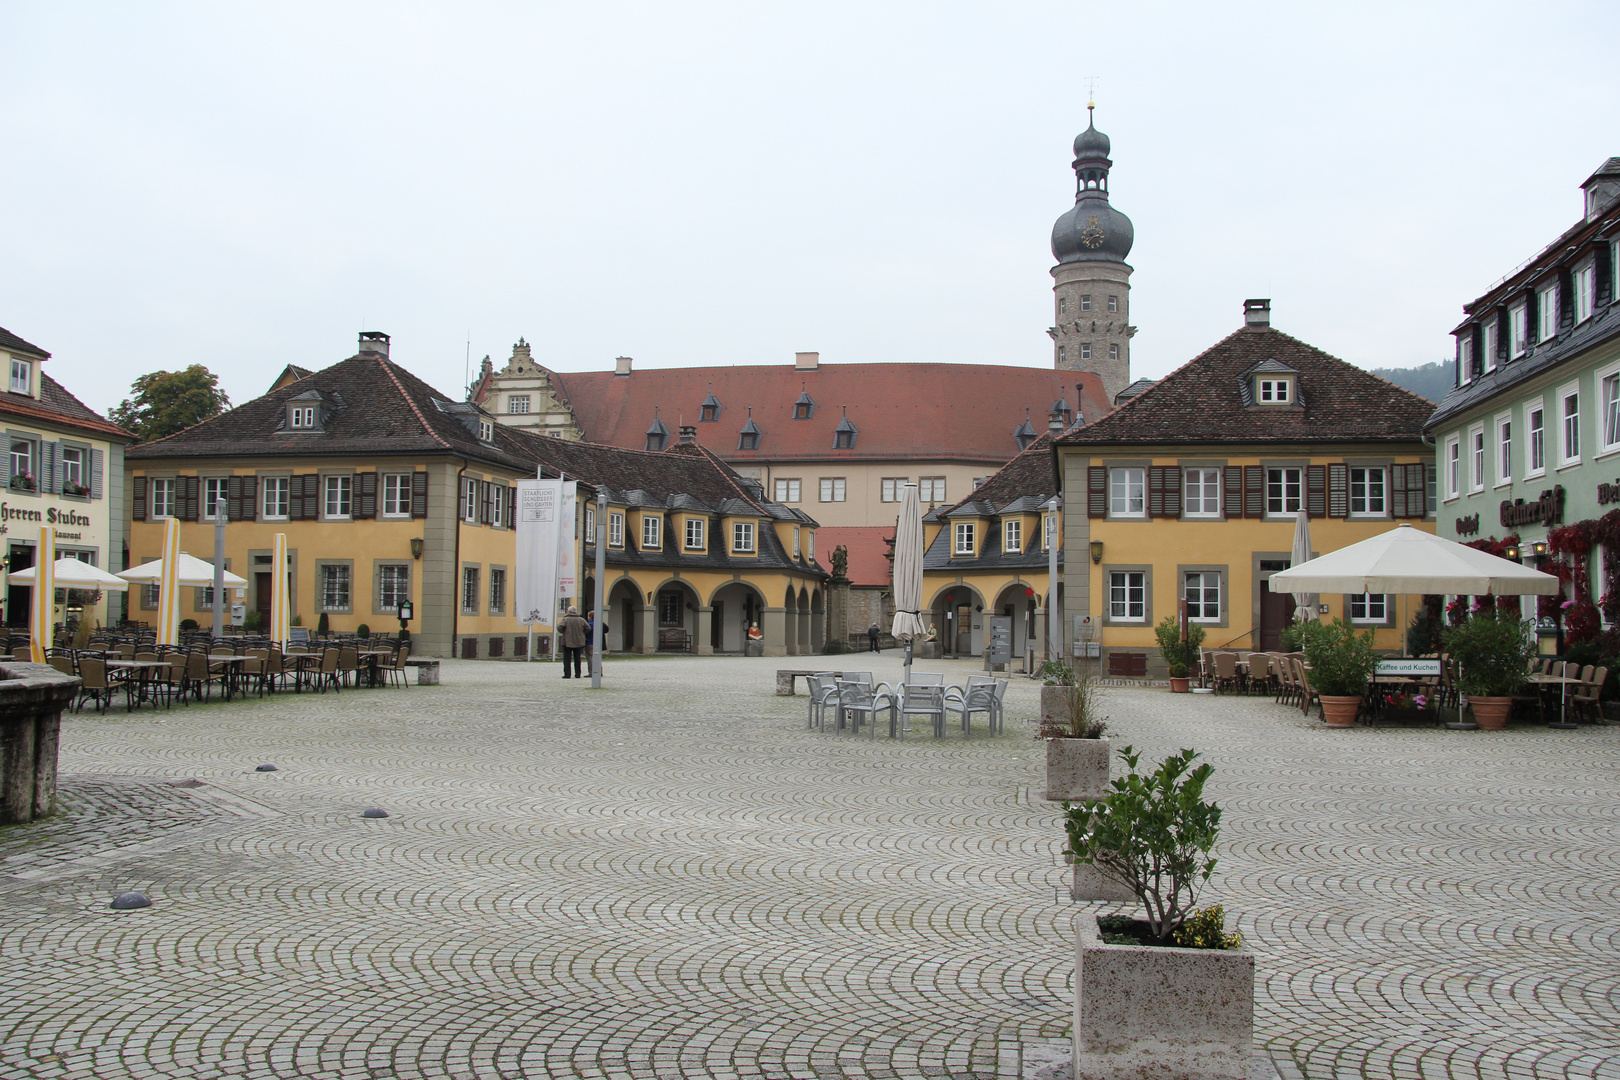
[1051,105,1134,265]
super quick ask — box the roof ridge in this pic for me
[376,357,450,448]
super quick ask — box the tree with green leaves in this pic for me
[110,365,231,443]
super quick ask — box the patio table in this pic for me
[1526,673,1588,729]
[358,650,395,688]
[208,655,249,701]
[106,659,174,710]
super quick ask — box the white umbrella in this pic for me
[117,552,247,588]
[1267,523,1559,596]
[9,557,131,591]
[889,483,927,682]
[1289,506,1317,625]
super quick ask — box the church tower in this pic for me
[1049,106,1135,403]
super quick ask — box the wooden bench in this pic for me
[657,629,692,653]
[403,657,441,685]
[776,669,844,696]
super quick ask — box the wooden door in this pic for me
[1259,579,1293,651]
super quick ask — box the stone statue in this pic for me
[830,544,849,581]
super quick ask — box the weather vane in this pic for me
[1084,76,1100,109]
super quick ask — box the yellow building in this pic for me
[1054,301,1438,675]
[0,324,133,632]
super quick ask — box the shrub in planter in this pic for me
[1443,610,1537,728]
[317,612,330,634]
[1302,618,1379,725]
[356,622,370,639]
[179,618,199,632]
[1039,671,1109,802]
[1277,620,1308,653]
[1153,615,1205,677]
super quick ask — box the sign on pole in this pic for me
[515,479,564,626]
[556,481,577,601]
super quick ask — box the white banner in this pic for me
[557,481,577,600]
[515,479,563,626]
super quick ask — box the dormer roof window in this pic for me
[793,386,815,420]
[1049,392,1072,426]
[290,405,316,429]
[8,356,31,396]
[1013,412,1038,450]
[645,414,670,452]
[478,419,495,443]
[738,410,761,451]
[284,389,331,432]
[1240,359,1300,407]
[700,385,722,422]
[1258,378,1291,403]
[833,408,857,450]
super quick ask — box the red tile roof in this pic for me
[549,363,1110,463]
[813,526,893,587]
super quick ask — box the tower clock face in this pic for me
[1079,214,1105,248]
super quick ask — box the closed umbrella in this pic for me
[155,517,183,647]
[270,532,290,647]
[889,482,927,682]
[1290,507,1317,625]
[28,526,54,663]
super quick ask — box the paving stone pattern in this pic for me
[0,657,1615,1079]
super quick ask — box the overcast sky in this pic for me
[4,2,1618,417]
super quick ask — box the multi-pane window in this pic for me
[954,522,975,555]
[1604,374,1620,452]
[290,406,316,429]
[1471,428,1486,491]
[1574,264,1594,324]
[478,420,494,442]
[203,477,228,520]
[642,514,662,549]
[1458,337,1473,384]
[819,477,846,502]
[1528,406,1545,473]
[1445,438,1460,497]
[151,477,176,518]
[1109,343,1119,361]
[461,567,479,614]
[324,475,353,518]
[60,447,84,492]
[1511,303,1528,357]
[1080,295,1092,311]
[1483,321,1498,372]
[1498,419,1513,482]
[1266,467,1302,514]
[1109,571,1145,621]
[685,517,705,550]
[382,474,411,517]
[1058,297,1068,315]
[320,564,351,611]
[1003,519,1021,553]
[1184,468,1220,516]
[806,530,814,560]
[1081,343,1092,360]
[490,486,505,528]
[262,476,289,519]
[1058,346,1066,364]
[658,590,683,626]
[9,439,32,484]
[1258,378,1290,402]
[462,477,479,523]
[9,357,29,394]
[919,477,946,502]
[881,478,906,502]
[1184,571,1220,621]
[508,395,531,414]
[1349,467,1385,515]
[732,521,755,553]
[489,568,506,614]
[1109,467,1145,516]
[608,512,625,547]
[793,526,801,557]
[1349,593,1388,623]
[1562,389,1580,463]
[774,478,801,503]
[1538,286,1558,341]
[378,564,410,610]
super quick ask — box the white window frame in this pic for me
[1349,593,1388,624]
[461,476,478,523]
[641,513,661,549]
[1468,423,1486,493]
[1573,262,1595,324]
[1258,378,1291,403]
[1538,285,1558,342]
[1526,399,1546,477]
[1444,436,1461,499]
[732,521,755,553]
[1080,295,1092,311]
[819,477,846,503]
[60,445,85,492]
[489,567,506,614]
[324,474,353,520]
[1108,571,1145,622]
[507,394,531,414]
[685,517,704,550]
[490,485,505,529]
[320,563,351,613]
[1003,519,1021,553]
[954,521,975,556]
[880,477,906,503]
[1495,412,1513,487]
[202,477,229,521]
[1482,320,1498,373]
[478,419,494,442]
[919,477,946,502]
[290,405,316,429]
[774,478,801,503]
[1109,343,1119,361]
[1183,570,1221,622]
[378,564,410,611]
[1080,342,1092,360]
[806,530,814,560]
[1457,336,1473,385]
[382,473,411,518]
[461,566,479,615]
[1107,295,1119,313]
[1183,467,1221,517]
[1558,382,1581,467]
[261,476,289,520]
[9,357,29,394]
[608,511,624,547]
[1058,296,1068,316]
[1598,362,1620,457]
[1265,466,1303,516]
[1349,466,1386,517]
[1510,303,1528,358]
[150,477,175,519]
[1108,467,1145,518]
[793,526,801,557]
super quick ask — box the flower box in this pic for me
[9,476,36,492]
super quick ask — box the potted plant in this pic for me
[1442,609,1537,729]
[1301,618,1379,727]
[1038,666,1108,801]
[1166,661,1190,692]
[1154,614,1204,692]
[62,480,89,497]
[1064,746,1253,1080]
[9,471,35,492]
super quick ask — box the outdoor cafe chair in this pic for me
[1291,657,1322,718]
[385,643,411,688]
[74,658,118,714]
[314,648,342,693]
[338,646,360,688]
[904,672,944,685]
[1574,666,1608,723]
[807,672,841,731]
[48,652,76,677]
[1211,652,1241,694]
[10,646,29,662]
[1246,653,1275,696]
[837,679,895,738]
[183,651,222,703]
[943,679,1000,737]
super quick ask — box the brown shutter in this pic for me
[357,472,377,519]
[1162,468,1182,517]
[1307,465,1326,518]
[1328,463,1349,518]
[509,486,518,528]
[1405,463,1427,518]
[1147,466,1165,517]
[1088,465,1107,518]
[226,476,244,521]
[412,472,428,518]
[240,476,256,520]
[132,477,147,521]
[293,474,320,520]
[1224,466,1243,519]
[1390,464,1409,519]
[1244,465,1265,517]
[288,475,305,520]
[179,475,200,521]
[480,481,492,524]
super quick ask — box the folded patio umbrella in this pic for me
[889,482,928,682]
[1289,506,1317,624]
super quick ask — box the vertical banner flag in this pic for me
[515,479,563,626]
[557,481,577,600]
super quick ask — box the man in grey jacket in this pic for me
[559,606,588,678]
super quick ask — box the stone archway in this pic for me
[929,583,987,658]
[783,585,801,656]
[809,588,825,653]
[606,578,642,653]
[649,579,702,653]
[709,581,768,654]
[992,582,1039,671]
[796,587,812,658]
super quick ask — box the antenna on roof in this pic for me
[1084,76,1099,110]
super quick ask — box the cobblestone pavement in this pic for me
[0,656,1615,1080]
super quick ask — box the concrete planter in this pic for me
[1319,694,1361,727]
[1065,853,1136,903]
[1039,684,1069,729]
[0,662,80,824]
[1045,737,1110,801]
[1074,914,1255,1080]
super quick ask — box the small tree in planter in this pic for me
[1063,746,1253,1080]
[1038,665,1109,802]
[1442,609,1537,729]
[1154,615,1205,692]
[1301,618,1379,727]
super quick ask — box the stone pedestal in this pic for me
[760,608,787,657]
[0,662,78,824]
[696,606,714,655]
[825,580,851,648]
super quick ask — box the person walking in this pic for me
[867,622,881,653]
[559,606,588,679]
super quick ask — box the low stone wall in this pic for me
[0,662,79,824]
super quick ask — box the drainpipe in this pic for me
[451,463,466,658]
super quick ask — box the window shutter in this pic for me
[1148,466,1165,517]
[1244,465,1265,518]
[132,476,147,520]
[240,476,257,520]
[41,442,58,494]
[226,475,244,521]
[1307,465,1326,518]
[0,447,9,486]
[480,481,492,524]
[357,472,378,519]
[180,475,200,521]
[1224,466,1243,519]
[288,475,304,520]
[1162,468,1182,517]
[1425,464,1438,514]
[306,475,322,520]
[292,474,318,520]
[90,448,104,500]
[411,472,428,518]
[1328,463,1349,518]
[509,486,518,528]
[1087,466,1107,518]
[1405,463,1427,518]
[1390,465,1409,519]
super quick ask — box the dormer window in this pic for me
[1258,378,1291,403]
[9,357,30,395]
[290,405,317,429]
[738,411,761,451]
[793,388,815,420]
[1013,415,1038,450]
[478,419,494,442]
[645,415,669,452]
[700,387,721,422]
[833,408,857,449]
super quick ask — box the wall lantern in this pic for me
[1531,540,1549,557]
[410,537,424,560]
[1504,544,1521,561]
[1089,540,1104,564]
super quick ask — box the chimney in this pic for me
[795,351,820,371]
[1581,157,1620,222]
[678,424,697,444]
[1048,409,1066,433]
[614,356,632,377]
[358,331,390,357]
[1243,299,1271,329]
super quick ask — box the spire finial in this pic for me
[1085,76,1099,113]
